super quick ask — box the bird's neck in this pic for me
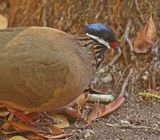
[76,36,107,68]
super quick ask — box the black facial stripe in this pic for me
[84,41,95,47]
[94,48,104,54]
[76,35,108,68]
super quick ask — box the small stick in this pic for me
[105,122,160,132]
[115,65,131,90]
[87,94,114,103]
[122,20,132,40]
[134,0,145,23]
[150,57,159,89]
[151,63,156,89]
[122,20,135,61]
[130,69,136,95]
[119,68,134,97]
[42,0,48,27]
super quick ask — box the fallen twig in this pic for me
[121,20,135,64]
[122,20,132,40]
[115,65,131,90]
[134,0,144,23]
[149,56,159,89]
[87,96,125,124]
[87,94,114,104]
[119,68,134,97]
[42,0,48,27]
[129,68,136,95]
[105,122,160,132]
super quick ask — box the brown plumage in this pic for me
[0,27,96,112]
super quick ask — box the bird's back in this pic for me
[0,27,94,112]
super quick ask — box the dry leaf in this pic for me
[0,110,10,117]
[0,14,8,29]
[8,109,33,124]
[74,93,87,107]
[0,104,6,108]
[1,113,14,130]
[51,114,70,128]
[38,130,75,139]
[8,136,28,140]
[0,104,9,117]
[87,96,125,124]
[8,121,44,134]
[26,112,40,122]
[0,130,26,135]
[133,16,157,53]
[49,125,65,135]
[7,120,73,139]
[63,106,82,119]
[63,94,86,119]
[25,134,45,140]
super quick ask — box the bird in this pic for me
[0,23,120,112]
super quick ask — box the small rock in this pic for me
[120,120,130,124]
[84,132,91,138]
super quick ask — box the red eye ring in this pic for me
[111,42,118,48]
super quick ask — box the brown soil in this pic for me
[69,94,160,140]
[68,52,160,140]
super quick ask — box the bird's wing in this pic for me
[0,27,94,112]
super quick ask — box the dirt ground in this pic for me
[69,94,160,140]
[68,54,160,140]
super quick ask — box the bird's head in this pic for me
[85,23,120,53]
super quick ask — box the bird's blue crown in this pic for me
[85,23,117,47]
[85,23,110,32]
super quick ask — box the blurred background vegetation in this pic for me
[0,0,160,39]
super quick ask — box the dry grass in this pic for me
[5,0,160,38]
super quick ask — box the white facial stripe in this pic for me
[86,33,111,49]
